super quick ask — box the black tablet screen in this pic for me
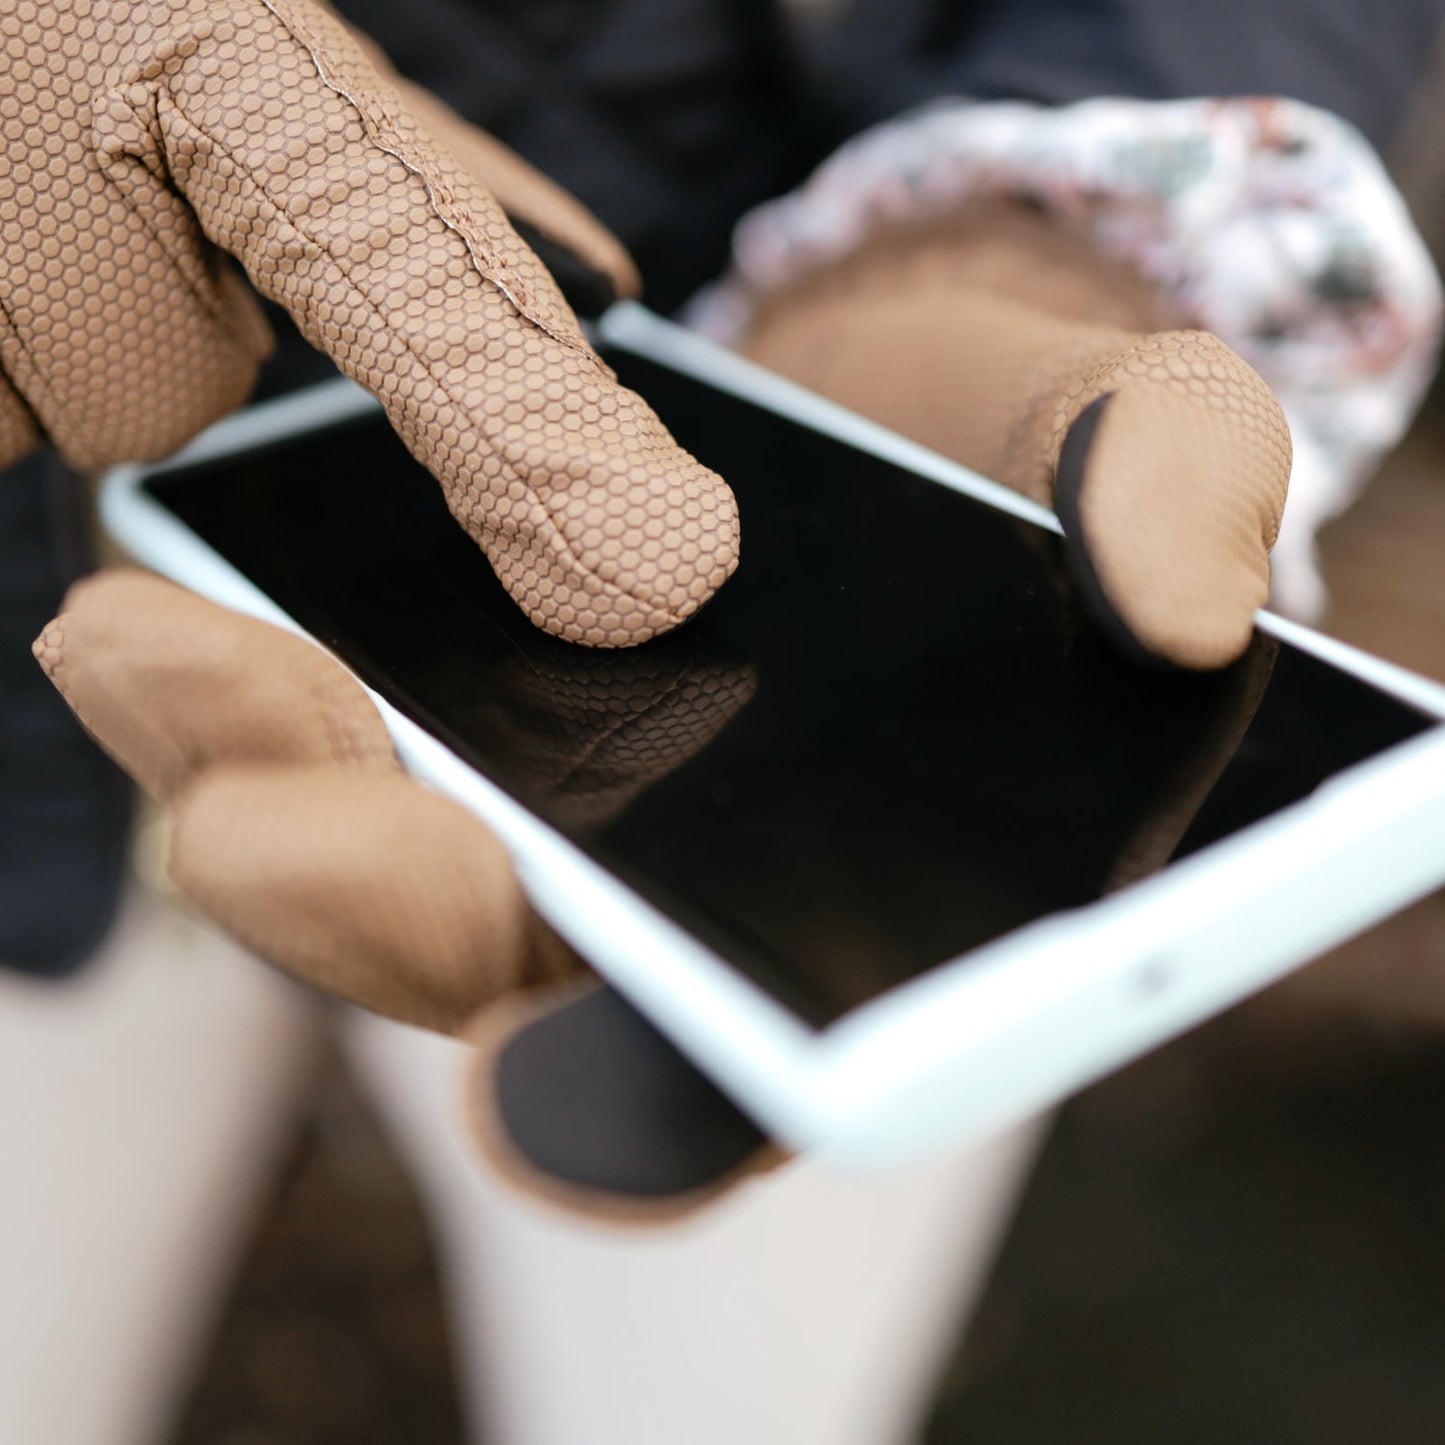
[144,349,1435,1027]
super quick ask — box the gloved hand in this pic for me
[35,569,777,1218]
[1,0,737,646]
[740,203,1293,671]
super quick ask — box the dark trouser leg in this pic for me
[0,453,132,978]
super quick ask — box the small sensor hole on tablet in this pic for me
[1134,958,1176,1000]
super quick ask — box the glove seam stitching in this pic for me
[256,0,592,358]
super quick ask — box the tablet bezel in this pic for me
[98,302,1445,1166]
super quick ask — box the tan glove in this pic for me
[36,569,777,1219]
[741,204,1293,671]
[1,0,737,646]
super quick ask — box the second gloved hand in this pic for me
[741,204,1292,671]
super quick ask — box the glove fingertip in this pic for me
[464,982,785,1223]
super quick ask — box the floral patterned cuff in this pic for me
[688,96,1443,617]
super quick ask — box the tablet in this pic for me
[99,303,1445,1165]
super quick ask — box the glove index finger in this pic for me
[117,0,738,647]
[337,19,641,308]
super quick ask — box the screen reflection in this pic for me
[149,351,1431,1027]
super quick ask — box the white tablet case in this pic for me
[100,303,1445,1168]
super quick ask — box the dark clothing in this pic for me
[339,0,825,314]
[0,455,130,977]
[338,0,1445,314]
[5,0,1443,977]
[824,0,1445,151]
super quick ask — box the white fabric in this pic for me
[343,1007,1045,1445]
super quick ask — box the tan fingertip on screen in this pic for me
[1068,376,1289,671]
[739,211,1291,669]
[4,0,737,642]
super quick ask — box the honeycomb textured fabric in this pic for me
[743,209,1293,669]
[1,0,738,645]
[481,650,757,829]
[35,570,576,1033]
[170,764,576,1035]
